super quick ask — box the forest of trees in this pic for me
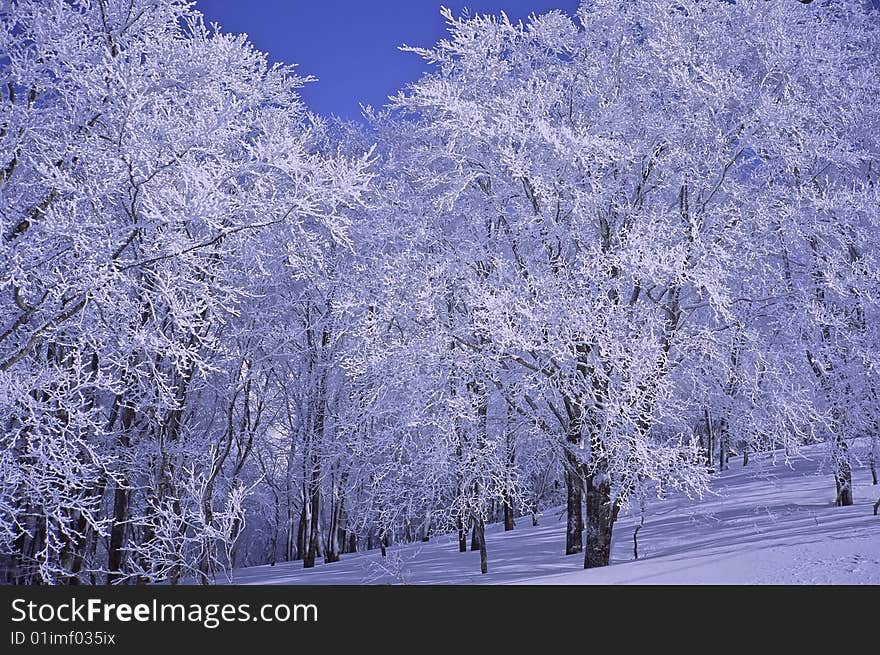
[1,0,879,584]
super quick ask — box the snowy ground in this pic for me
[233,447,880,585]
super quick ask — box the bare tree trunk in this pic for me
[107,403,133,584]
[832,434,853,507]
[474,515,488,575]
[563,450,583,555]
[869,436,878,486]
[325,475,342,564]
[470,518,481,551]
[58,511,87,584]
[379,529,390,558]
[503,409,516,531]
[61,477,107,584]
[106,485,130,584]
[503,498,516,532]
[421,510,431,542]
[584,461,620,569]
[302,450,321,568]
[269,493,280,565]
[456,516,467,552]
[703,409,714,471]
[632,515,644,561]
[13,514,45,584]
[303,480,321,568]
[303,312,330,568]
[296,484,308,561]
[718,419,729,472]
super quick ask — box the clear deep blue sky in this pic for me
[195,1,580,120]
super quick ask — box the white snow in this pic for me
[232,446,880,585]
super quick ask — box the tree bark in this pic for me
[869,436,877,486]
[269,493,280,565]
[421,510,431,542]
[503,411,516,531]
[584,464,619,569]
[703,408,714,471]
[503,499,516,532]
[832,435,853,507]
[296,484,308,561]
[106,485,130,584]
[302,481,321,568]
[325,475,342,564]
[475,515,488,575]
[470,518,481,551]
[718,418,730,472]
[379,529,390,558]
[563,450,584,555]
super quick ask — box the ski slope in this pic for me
[233,447,880,585]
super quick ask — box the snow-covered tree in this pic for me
[0,0,371,583]
[386,0,880,567]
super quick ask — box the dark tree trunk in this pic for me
[269,493,280,566]
[69,521,93,583]
[303,319,329,568]
[302,462,321,568]
[228,516,243,570]
[742,444,749,467]
[303,486,321,568]
[563,450,583,555]
[347,532,357,553]
[632,519,643,560]
[324,476,343,564]
[833,435,853,507]
[13,514,45,584]
[869,439,877,486]
[719,437,728,472]
[456,516,467,552]
[470,519,481,551]
[475,516,488,575]
[584,467,619,569]
[106,484,130,584]
[703,408,714,471]
[325,528,340,563]
[61,486,101,585]
[421,512,431,542]
[503,501,515,532]
[106,405,133,584]
[718,418,729,472]
[295,488,308,561]
[379,530,390,558]
[503,412,516,531]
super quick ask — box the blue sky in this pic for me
[195,1,580,120]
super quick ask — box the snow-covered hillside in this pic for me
[233,447,880,585]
